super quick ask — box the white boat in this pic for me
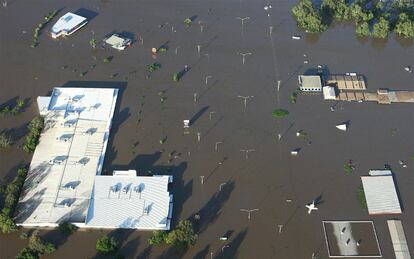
[336,123,347,131]
[51,12,88,39]
[292,35,302,40]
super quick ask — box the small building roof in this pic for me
[361,174,402,215]
[85,174,173,230]
[327,75,366,91]
[298,75,322,88]
[105,34,127,46]
[52,12,87,34]
[387,220,411,259]
[323,86,336,100]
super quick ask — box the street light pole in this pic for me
[238,52,252,65]
[236,16,250,36]
[205,75,212,85]
[215,141,222,151]
[240,149,255,159]
[240,208,259,220]
[237,95,254,112]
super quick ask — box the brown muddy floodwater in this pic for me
[1,0,413,258]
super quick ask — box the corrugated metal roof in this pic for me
[52,12,87,33]
[85,174,172,230]
[361,175,401,215]
[387,220,411,259]
[369,170,392,176]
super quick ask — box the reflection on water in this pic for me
[371,38,388,51]
[395,35,414,48]
[305,33,321,44]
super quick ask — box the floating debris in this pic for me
[404,66,412,73]
[292,35,302,40]
[336,123,347,131]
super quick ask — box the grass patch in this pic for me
[272,109,289,118]
[356,184,367,211]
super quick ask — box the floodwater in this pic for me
[1,0,413,258]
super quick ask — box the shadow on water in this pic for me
[193,244,211,259]
[190,106,209,125]
[193,181,235,235]
[216,228,248,259]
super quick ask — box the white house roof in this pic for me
[105,34,127,46]
[52,12,87,34]
[85,174,173,230]
[361,175,402,215]
[15,88,118,227]
[387,220,411,259]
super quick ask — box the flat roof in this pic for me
[323,221,382,258]
[361,175,402,215]
[327,75,366,91]
[52,12,87,34]
[105,34,127,47]
[387,220,411,259]
[15,87,118,227]
[85,174,173,230]
[298,75,322,88]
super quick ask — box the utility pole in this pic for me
[200,176,205,185]
[175,46,180,55]
[205,75,212,85]
[196,44,201,57]
[215,141,222,151]
[219,182,227,191]
[209,111,216,121]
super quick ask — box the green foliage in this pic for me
[147,63,161,73]
[165,220,197,248]
[356,21,370,36]
[158,47,167,53]
[0,213,18,233]
[103,57,112,63]
[96,236,118,254]
[0,99,26,116]
[28,231,56,255]
[172,73,179,82]
[321,0,351,21]
[292,0,327,33]
[395,13,414,38]
[272,109,289,118]
[349,4,374,24]
[372,17,390,38]
[0,132,12,148]
[356,184,367,211]
[343,163,354,175]
[23,116,44,153]
[184,18,192,25]
[57,222,78,236]
[290,92,298,104]
[20,232,29,240]
[31,10,58,48]
[15,248,38,259]
[89,38,97,49]
[148,230,168,245]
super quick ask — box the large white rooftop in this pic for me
[15,87,118,227]
[361,172,402,215]
[85,172,173,230]
[51,12,87,38]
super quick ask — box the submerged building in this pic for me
[51,12,88,39]
[16,87,173,230]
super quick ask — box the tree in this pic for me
[0,132,12,148]
[395,13,414,38]
[165,220,197,248]
[28,231,56,255]
[372,17,390,38]
[15,248,38,259]
[57,222,78,236]
[96,236,118,254]
[356,21,370,36]
[148,230,168,245]
[89,38,97,49]
[321,0,351,21]
[0,213,17,234]
[292,0,327,33]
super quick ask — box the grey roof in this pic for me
[387,220,411,259]
[298,75,322,88]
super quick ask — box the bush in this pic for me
[89,38,97,49]
[0,99,25,116]
[31,9,59,48]
[23,116,44,153]
[290,92,298,104]
[172,73,179,82]
[356,184,367,211]
[343,164,354,175]
[184,18,192,25]
[147,63,161,73]
[0,132,12,148]
[148,230,168,245]
[28,230,56,255]
[0,213,18,234]
[57,222,78,236]
[15,248,37,259]
[272,109,289,118]
[96,236,118,254]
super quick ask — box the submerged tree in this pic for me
[96,236,118,254]
[292,0,327,33]
[372,17,390,38]
[394,13,414,38]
